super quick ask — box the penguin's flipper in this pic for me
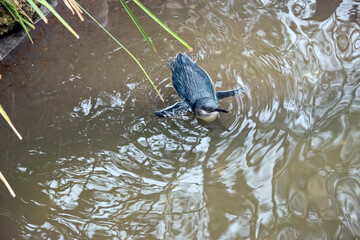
[155,102,191,117]
[216,87,244,100]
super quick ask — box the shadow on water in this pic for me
[0,0,360,239]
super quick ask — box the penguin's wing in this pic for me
[216,87,244,100]
[155,102,191,117]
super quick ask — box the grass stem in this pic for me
[133,0,193,51]
[0,171,16,198]
[0,104,22,140]
[75,1,164,101]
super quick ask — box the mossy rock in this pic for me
[0,0,38,36]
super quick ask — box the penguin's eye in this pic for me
[202,107,211,112]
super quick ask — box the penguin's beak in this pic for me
[214,106,228,113]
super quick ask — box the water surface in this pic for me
[0,0,360,239]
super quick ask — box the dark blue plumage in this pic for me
[155,53,242,122]
[170,53,217,107]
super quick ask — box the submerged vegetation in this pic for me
[0,0,192,197]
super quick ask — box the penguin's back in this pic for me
[171,53,217,107]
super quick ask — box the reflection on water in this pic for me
[0,0,360,239]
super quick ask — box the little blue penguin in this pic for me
[155,53,243,122]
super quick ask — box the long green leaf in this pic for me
[75,1,164,102]
[26,0,48,23]
[18,17,34,43]
[0,104,22,140]
[132,0,193,51]
[7,0,34,43]
[0,2,16,19]
[119,0,156,52]
[36,0,79,39]
[20,15,35,29]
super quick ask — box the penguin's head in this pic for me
[193,98,228,122]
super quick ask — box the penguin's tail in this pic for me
[166,57,175,71]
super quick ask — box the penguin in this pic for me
[155,53,243,122]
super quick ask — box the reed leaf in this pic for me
[8,0,33,22]
[63,0,84,21]
[11,6,34,43]
[0,1,16,18]
[132,0,193,51]
[17,16,34,43]
[20,15,35,29]
[35,0,79,39]
[1,0,34,43]
[0,171,16,198]
[0,104,22,140]
[75,1,164,102]
[119,0,156,52]
[26,0,48,23]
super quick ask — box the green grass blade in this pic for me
[26,0,48,23]
[36,0,79,39]
[75,1,164,102]
[132,0,193,51]
[18,18,34,43]
[7,0,34,43]
[119,0,156,52]
[0,104,22,140]
[0,3,16,19]
[20,16,35,29]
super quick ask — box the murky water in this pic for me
[1,0,360,239]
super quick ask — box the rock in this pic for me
[0,0,38,36]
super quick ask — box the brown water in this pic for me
[0,0,360,239]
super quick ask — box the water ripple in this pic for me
[1,0,360,239]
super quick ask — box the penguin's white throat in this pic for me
[194,109,219,122]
